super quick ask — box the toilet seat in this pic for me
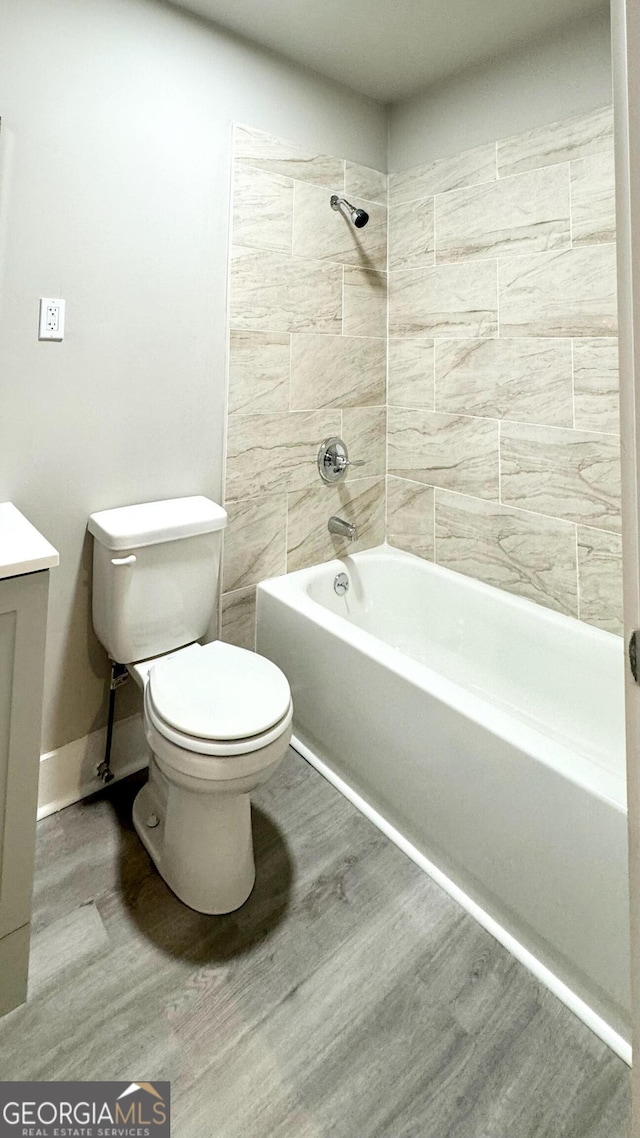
[145,640,293,757]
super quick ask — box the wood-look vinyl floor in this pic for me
[0,749,631,1137]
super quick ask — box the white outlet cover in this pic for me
[38,297,65,342]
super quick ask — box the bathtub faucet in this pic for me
[328,515,358,541]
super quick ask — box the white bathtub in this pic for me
[256,545,631,1060]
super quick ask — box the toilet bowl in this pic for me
[130,640,292,914]
[87,495,293,915]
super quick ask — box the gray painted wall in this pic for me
[388,9,612,170]
[0,0,386,752]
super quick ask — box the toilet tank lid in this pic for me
[88,496,227,551]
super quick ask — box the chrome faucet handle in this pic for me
[334,454,366,471]
[318,437,366,483]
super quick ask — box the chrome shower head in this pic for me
[330,194,370,228]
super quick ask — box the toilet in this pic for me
[87,495,292,915]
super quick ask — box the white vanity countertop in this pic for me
[0,503,59,579]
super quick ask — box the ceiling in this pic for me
[169,0,607,102]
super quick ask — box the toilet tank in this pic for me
[88,496,227,663]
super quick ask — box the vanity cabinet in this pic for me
[0,572,50,1014]
[0,504,58,1016]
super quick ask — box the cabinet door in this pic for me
[0,571,49,941]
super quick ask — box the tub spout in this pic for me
[328,515,358,541]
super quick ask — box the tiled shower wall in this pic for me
[387,105,622,633]
[221,126,387,649]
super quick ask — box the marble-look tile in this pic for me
[386,477,435,561]
[290,334,385,409]
[226,410,341,500]
[222,494,287,593]
[499,245,618,338]
[345,162,387,204]
[343,267,387,337]
[500,421,621,533]
[221,586,256,651]
[234,124,344,188]
[389,198,434,270]
[228,330,290,415]
[435,338,573,427]
[434,490,578,616]
[292,181,387,270]
[435,165,571,263]
[577,526,623,635]
[389,260,498,339]
[342,406,386,479]
[230,246,342,334]
[571,151,617,246]
[232,164,293,253]
[286,477,385,572]
[573,338,620,435]
[496,105,614,178]
[388,338,435,407]
[388,407,499,498]
[389,142,496,205]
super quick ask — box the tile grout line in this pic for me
[385,169,390,545]
[575,523,581,621]
[571,338,576,430]
[498,420,502,504]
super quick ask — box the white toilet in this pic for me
[87,495,292,915]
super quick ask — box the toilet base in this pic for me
[133,764,255,915]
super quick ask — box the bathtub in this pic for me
[256,545,631,1060]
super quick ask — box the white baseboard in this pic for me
[37,714,149,820]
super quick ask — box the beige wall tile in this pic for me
[388,339,435,408]
[435,490,578,616]
[226,409,341,501]
[286,476,385,572]
[577,526,623,635]
[389,142,496,205]
[342,406,386,479]
[435,165,571,263]
[435,338,573,427]
[388,198,434,270]
[573,338,620,435]
[222,494,287,593]
[232,165,293,253]
[496,105,614,179]
[345,162,387,204]
[290,334,385,409]
[221,586,256,652]
[228,330,290,415]
[389,260,498,339]
[387,477,434,561]
[388,407,499,498]
[234,124,344,188]
[343,267,387,337]
[499,244,618,338]
[292,181,387,270]
[230,245,342,334]
[570,151,617,246]
[500,421,621,533]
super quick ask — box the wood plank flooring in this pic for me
[0,749,631,1137]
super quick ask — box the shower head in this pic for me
[330,194,370,228]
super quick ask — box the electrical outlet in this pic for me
[38,297,65,342]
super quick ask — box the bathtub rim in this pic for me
[290,732,632,1066]
[257,545,627,812]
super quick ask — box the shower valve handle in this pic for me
[318,437,366,483]
[335,454,366,471]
